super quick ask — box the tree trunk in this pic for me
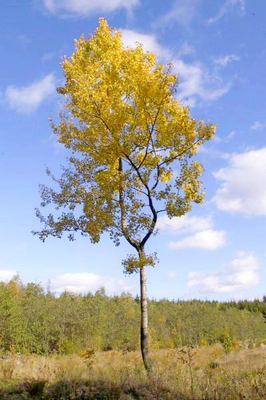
[139,261,152,372]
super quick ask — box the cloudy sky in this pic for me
[0,0,265,300]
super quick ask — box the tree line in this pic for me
[0,278,265,355]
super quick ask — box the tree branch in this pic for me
[122,153,158,249]
[137,104,162,169]
[158,138,201,168]
[118,158,139,251]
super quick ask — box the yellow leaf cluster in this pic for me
[44,18,216,253]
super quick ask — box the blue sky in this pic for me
[0,0,265,300]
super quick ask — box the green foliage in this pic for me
[122,252,158,274]
[219,333,233,353]
[0,280,265,355]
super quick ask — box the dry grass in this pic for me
[0,345,265,399]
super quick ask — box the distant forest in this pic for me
[0,278,265,355]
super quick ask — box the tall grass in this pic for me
[0,344,265,399]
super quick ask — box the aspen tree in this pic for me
[35,19,215,371]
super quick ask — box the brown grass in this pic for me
[0,345,265,399]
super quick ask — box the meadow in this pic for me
[0,344,265,399]
[0,280,265,398]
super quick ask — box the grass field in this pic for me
[0,344,265,399]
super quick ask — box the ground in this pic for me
[0,345,265,399]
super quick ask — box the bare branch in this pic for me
[156,209,166,213]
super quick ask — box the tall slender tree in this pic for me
[35,19,215,371]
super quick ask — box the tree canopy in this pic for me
[36,18,215,270]
[0,279,265,354]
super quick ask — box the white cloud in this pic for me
[157,214,212,234]
[176,42,195,58]
[121,30,229,106]
[5,73,56,113]
[208,0,245,24]
[121,30,170,58]
[166,271,178,279]
[50,272,134,295]
[42,52,56,62]
[169,229,226,250]
[250,121,265,131]
[213,147,266,215]
[172,59,230,106]
[160,0,200,26]
[0,270,17,283]
[43,0,138,16]
[214,130,236,144]
[158,215,226,251]
[188,251,260,293]
[214,54,239,67]
[199,145,229,159]
[225,130,236,141]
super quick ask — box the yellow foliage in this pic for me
[38,18,216,264]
